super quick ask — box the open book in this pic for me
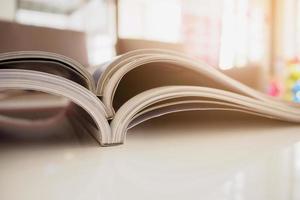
[0,49,300,146]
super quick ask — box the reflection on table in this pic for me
[0,111,300,200]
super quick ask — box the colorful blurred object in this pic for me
[293,81,300,102]
[284,60,300,102]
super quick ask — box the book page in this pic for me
[0,51,95,91]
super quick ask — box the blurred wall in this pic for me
[0,20,89,66]
[0,0,16,21]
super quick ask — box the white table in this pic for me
[1,111,300,200]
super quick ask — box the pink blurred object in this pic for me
[268,79,281,97]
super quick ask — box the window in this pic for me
[118,0,270,69]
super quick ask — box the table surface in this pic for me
[1,111,300,200]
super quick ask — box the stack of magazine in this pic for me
[0,49,300,146]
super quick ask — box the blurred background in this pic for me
[0,0,299,102]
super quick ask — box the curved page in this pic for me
[97,49,299,117]
[128,99,279,129]
[0,69,112,145]
[0,51,95,91]
[110,86,300,144]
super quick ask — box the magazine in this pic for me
[0,49,300,146]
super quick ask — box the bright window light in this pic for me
[219,0,236,70]
[219,0,266,70]
[119,0,182,43]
